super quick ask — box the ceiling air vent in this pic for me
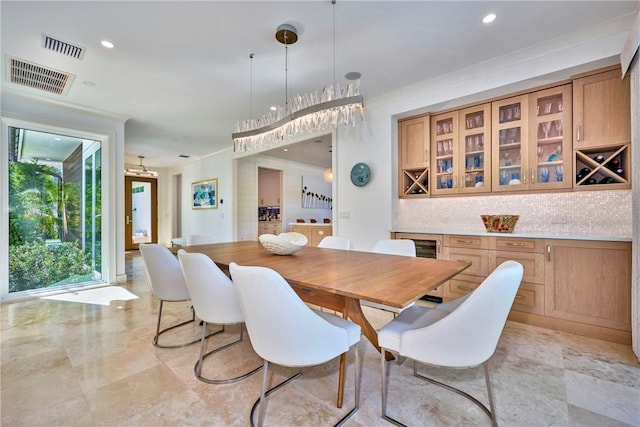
[41,34,85,59]
[8,57,75,95]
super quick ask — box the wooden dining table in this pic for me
[184,240,470,407]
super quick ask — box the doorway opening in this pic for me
[124,176,158,251]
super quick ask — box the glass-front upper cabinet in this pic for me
[528,84,572,190]
[458,104,491,194]
[430,112,458,194]
[491,95,529,192]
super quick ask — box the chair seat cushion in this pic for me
[378,305,449,352]
[315,310,361,347]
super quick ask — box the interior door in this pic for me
[125,176,158,251]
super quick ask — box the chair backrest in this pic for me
[400,261,523,368]
[177,250,244,324]
[186,234,217,245]
[139,243,190,301]
[296,218,305,223]
[229,263,350,366]
[372,239,416,257]
[317,236,351,250]
[323,218,331,224]
[309,219,317,223]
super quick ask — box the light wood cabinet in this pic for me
[290,224,332,247]
[398,114,430,197]
[572,68,631,189]
[436,233,632,342]
[528,84,573,190]
[491,94,530,192]
[431,105,491,195]
[572,68,631,149]
[258,168,281,206]
[544,239,631,332]
[258,221,281,236]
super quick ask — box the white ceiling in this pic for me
[1,1,638,169]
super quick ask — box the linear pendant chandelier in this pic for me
[232,1,364,153]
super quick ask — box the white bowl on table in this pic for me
[259,232,308,255]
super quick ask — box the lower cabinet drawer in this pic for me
[443,247,490,276]
[445,274,483,299]
[511,282,544,315]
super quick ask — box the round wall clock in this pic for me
[350,162,371,187]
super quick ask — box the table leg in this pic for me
[345,298,394,361]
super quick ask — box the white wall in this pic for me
[162,148,235,243]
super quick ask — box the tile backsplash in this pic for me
[394,189,632,239]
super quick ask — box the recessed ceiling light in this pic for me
[482,13,497,24]
[345,71,361,80]
[270,106,277,111]
[101,40,114,49]
[283,148,288,152]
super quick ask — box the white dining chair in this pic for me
[361,239,417,314]
[229,262,361,427]
[177,250,262,384]
[317,235,351,250]
[139,243,200,348]
[378,260,524,427]
[186,234,217,245]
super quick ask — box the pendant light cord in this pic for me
[285,40,289,111]
[249,53,254,120]
[332,0,336,91]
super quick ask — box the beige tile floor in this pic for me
[1,252,639,427]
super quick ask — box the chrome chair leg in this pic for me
[381,350,407,427]
[194,322,263,384]
[153,300,201,348]
[251,345,359,427]
[382,353,497,426]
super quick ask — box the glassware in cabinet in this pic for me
[430,112,458,194]
[458,104,491,193]
[492,95,528,192]
[529,84,572,190]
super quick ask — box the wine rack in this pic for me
[574,144,630,189]
[401,168,429,196]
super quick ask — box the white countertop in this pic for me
[289,223,332,227]
[391,229,631,242]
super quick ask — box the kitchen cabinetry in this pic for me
[544,239,631,334]
[258,168,281,206]
[398,114,430,197]
[431,105,491,195]
[399,232,630,344]
[528,84,573,190]
[491,94,529,192]
[572,68,631,189]
[258,221,281,236]
[290,224,332,247]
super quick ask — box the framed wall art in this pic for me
[192,178,217,209]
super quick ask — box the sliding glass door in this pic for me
[6,126,103,295]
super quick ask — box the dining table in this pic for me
[183,240,470,407]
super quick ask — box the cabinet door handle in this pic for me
[531,169,536,183]
[424,149,429,162]
[458,286,475,292]
[522,169,527,184]
[576,126,581,141]
[515,294,525,299]
[505,242,525,247]
[456,239,473,243]
[547,245,552,262]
